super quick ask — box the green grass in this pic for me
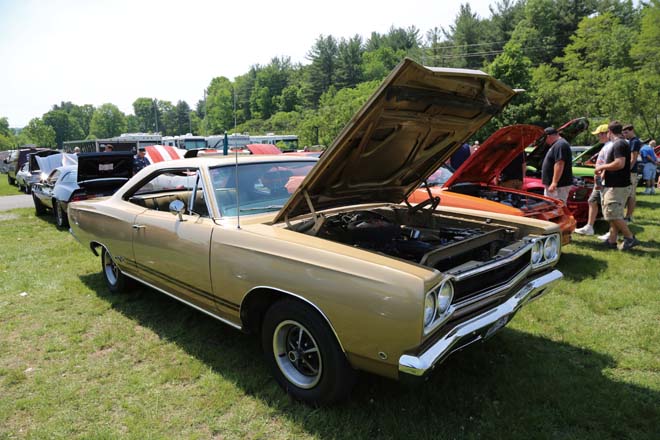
[0,172,24,196]
[0,194,659,439]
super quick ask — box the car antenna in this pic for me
[234,147,241,229]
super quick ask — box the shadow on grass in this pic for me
[79,273,659,439]
[555,252,607,281]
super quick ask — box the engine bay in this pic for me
[449,184,554,211]
[290,208,521,271]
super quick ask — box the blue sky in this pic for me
[0,0,496,127]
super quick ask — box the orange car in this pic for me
[409,126,576,245]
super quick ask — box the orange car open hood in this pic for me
[444,125,544,187]
[273,58,517,223]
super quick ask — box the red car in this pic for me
[410,124,576,245]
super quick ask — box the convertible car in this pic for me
[409,125,576,245]
[69,59,563,404]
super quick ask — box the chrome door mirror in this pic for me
[169,199,186,221]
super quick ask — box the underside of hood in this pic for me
[34,152,78,175]
[273,58,517,223]
[445,124,544,187]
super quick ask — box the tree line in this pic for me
[2,0,658,151]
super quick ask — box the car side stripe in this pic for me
[132,260,239,311]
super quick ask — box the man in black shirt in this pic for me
[541,127,573,203]
[622,124,641,222]
[594,121,639,250]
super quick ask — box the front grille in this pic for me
[452,248,531,303]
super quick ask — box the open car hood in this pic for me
[33,152,77,175]
[77,152,133,183]
[444,125,544,187]
[525,117,589,170]
[273,58,517,223]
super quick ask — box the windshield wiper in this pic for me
[240,205,284,212]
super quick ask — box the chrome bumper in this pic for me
[399,269,563,377]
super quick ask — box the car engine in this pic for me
[292,208,520,272]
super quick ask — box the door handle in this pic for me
[132,224,146,229]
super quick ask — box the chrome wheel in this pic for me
[103,249,119,287]
[273,320,322,389]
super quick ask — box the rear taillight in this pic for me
[71,194,92,202]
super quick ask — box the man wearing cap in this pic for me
[622,124,641,222]
[575,123,613,235]
[541,126,573,203]
[133,147,151,175]
[594,121,639,250]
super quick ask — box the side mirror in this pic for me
[169,199,186,221]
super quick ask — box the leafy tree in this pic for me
[89,104,127,138]
[69,104,95,137]
[132,97,159,132]
[174,101,192,135]
[631,0,660,73]
[21,118,56,147]
[0,117,11,137]
[126,114,140,133]
[250,57,293,120]
[305,35,339,107]
[442,4,491,68]
[158,100,177,135]
[362,46,406,81]
[205,76,234,134]
[42,109,84,147]
[336,35,364,89]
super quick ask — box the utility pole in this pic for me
[153,99,159,133]
[203,89,207,135]
[233,86,237,130]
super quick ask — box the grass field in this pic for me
[0,178,659,439]
[0,173,24,196]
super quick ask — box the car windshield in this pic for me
[209,161,316,216]
[426,166,453,187]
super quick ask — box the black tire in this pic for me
[32,194,46,216]
[101,247,128,293]
[54,201,69,228]
[8,175,15,186]
[261,298,356,405]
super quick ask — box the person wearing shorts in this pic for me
[595,121,639,250]
[574,124,612,235]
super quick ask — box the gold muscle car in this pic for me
[69,59,563,405]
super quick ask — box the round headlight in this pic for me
[544,235,558,260]
[424,291,436,327]
[531,240,543,264]
[436,281,454,315]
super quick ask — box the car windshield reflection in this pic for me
[209,161,316,216]
[426,166,453,187]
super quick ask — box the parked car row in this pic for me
[66,59,564,404]
[31,152,133,227]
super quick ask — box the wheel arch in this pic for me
[240,286,346,353]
